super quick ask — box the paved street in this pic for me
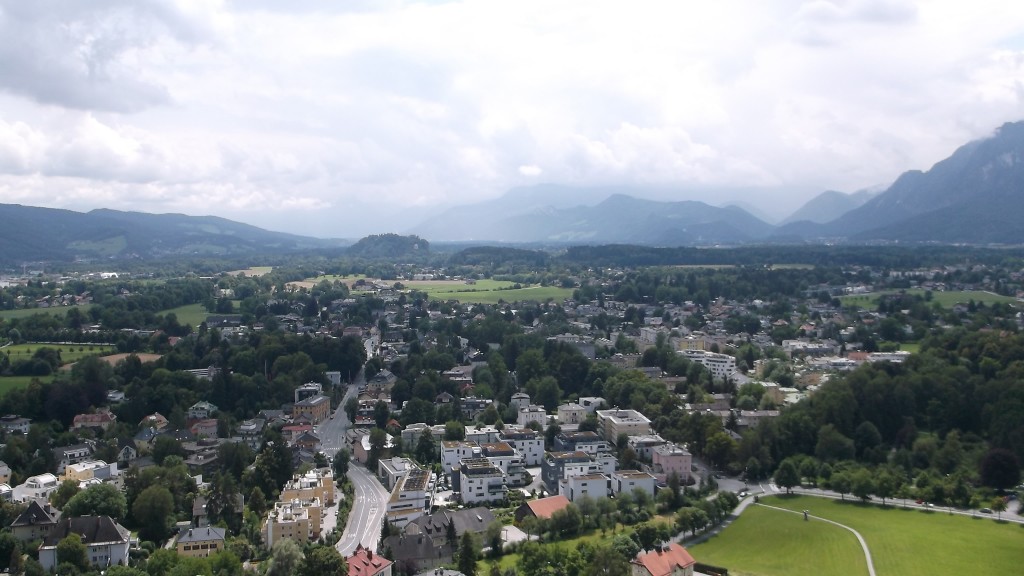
[337,463,390,556]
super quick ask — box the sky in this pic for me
[1,0,1024,238]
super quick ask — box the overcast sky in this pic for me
[1,0,1024,238]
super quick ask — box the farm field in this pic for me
[2,343,115,364]
[226,266,273,277]
[0,304,93,320]
[692,495,1024,576]
[297,276,574,304]
[840,289,1019,309]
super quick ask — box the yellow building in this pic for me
[262,498,322,549]
[176,527,226,558]
[280,468,335,506]
[292,394,331,424]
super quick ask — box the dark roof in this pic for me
[405,507,495,542]
[177,526,226,543]
[11,500,60,527]
[41,516,130,546]
[382,533,452,563]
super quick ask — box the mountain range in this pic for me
[4,120,1024,263]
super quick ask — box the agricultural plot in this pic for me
[840,289,1019,309]
[0,304,93,320]
[2,343,114,364]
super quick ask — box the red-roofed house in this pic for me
[72,411,117,431]
[347,545,392,576]
[630,542,696,576]
[514,494,570,522]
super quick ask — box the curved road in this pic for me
[314,349,390,556]
[757,503,876,576]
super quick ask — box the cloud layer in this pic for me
[1,0,1024,236]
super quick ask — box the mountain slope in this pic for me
[0,204,344,264]
[781,189,876,225]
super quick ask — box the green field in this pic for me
[0,304,93,320]
[840,289,1019,309]
[2,343,114,364]
[429,285,573,304]
[0,375,52,395]
[692,503,865,576]
[692,495,1024,576]
[159,303,212,327]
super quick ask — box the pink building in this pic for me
[650,443,692,484]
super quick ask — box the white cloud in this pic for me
[0,0,1023,236]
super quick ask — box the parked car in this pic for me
[980,507,993,514]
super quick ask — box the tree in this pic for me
[55,533,89,572]
[332,449,350,478]
[991,496,1008,521]
[980,448,1021,492]
[457,530,479,576]
[851,468,875,502]
[774,459,800,494]
[583,543,630,576]
[63,482,128,521]
[367,428,388,469]
[49,479,80,509]
[266,539,304,576]
[633,521,660,552]
[445,421,466,441]
[415,429,437,465]
[874,470,899,506]
[132,485,175,542]
[830,471,851,501]
[304,545,347,576]
[373,400,390,429]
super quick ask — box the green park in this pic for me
[691,495,1024,576]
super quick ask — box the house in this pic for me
[238,418,266,451]
[514,494,570,522]
[0,415,30,434]
[630,542,696,576]
[509,392,531,411]
[0,460,10,484]
[190,419,219,439]
[367,370,398,394]
[140,412,169,431]
[10,500,61,542]
[293,431,322,452]
[116,439,138,466]
[52,443,96,474]
[650,443,692,484]
[38,516,132,572]
[133,427,159,451]
[280,468,335,505]
[187,401,219,421]
[177,526,226,558]
[383,507,496,569]
[611,470,657,498]
[499,426,544,466]
[440,441,480,478]
[62,460,118,484]
[347,545,393,576]
[560,473,610,502]
[292,394,331,424]
[557,403,586,425]
[72,410,117,432]
[386,468,430,528]
[12,473,59,503]
[454,458,506,505]
[517,405,548,428]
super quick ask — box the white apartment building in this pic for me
[596,409,652,441]
[560,473,610,502]
[457,458,506,505]
[498,427,544,466]
[611,470,657,499]
[680,349,737,380]
[440,441,481,477]
[386,467,430,528]
[557,403,586,425]
[517,405,549,428]
[12,473,59,503]
[263,498,323,549]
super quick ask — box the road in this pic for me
[337,463,390,555]
[317,340,390,556]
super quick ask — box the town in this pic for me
[0,244,1021,576]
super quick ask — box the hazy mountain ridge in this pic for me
[780,189,876,225]
[0,204,347,264]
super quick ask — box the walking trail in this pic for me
[756,503,877,576]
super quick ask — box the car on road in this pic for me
[980,507,993,514]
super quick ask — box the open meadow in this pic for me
[0,304,93,320]
[2,342,114,364]
[840,289,1019,309]
[691,495,1024,576]
[295,276,574,304]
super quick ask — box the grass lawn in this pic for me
[840,289,1019,309]
[429,285,573,304]
[226,266,273,277]
[694,495,1024,576]
[159,303,211,327]
[2,343,114,364]
[691,503,866,576]
[0,375,53,395]
[478,523,642,574]
[0,304,93,320]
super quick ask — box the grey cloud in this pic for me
[0,0,208,112]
